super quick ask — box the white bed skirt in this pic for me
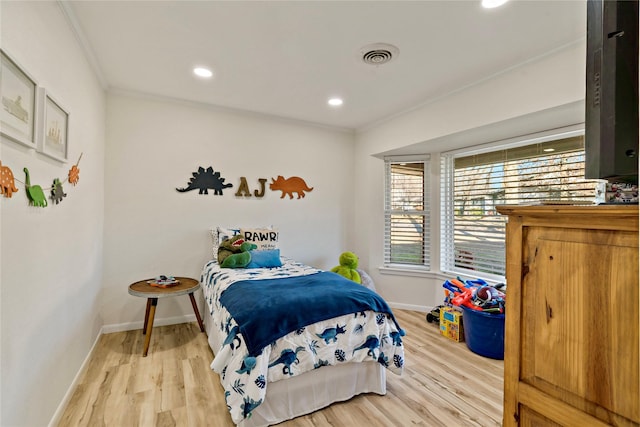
[204,309,387,427]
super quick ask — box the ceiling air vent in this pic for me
[360,43,399,65]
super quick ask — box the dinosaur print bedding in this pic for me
[200,258,405,425]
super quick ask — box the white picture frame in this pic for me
[37,89,69,163]
[0,49,39,149]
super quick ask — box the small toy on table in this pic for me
[148,275,179,288]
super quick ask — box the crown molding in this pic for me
[57,0,109,90]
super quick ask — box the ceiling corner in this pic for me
[57,0,109,90]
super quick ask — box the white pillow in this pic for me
[241,228,279,251]
[210,226,242,260]
[210,226,275,259]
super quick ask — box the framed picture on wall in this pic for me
[37,89,69,162]
[0,49,39,148]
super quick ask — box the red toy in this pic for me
[442,277,505,312]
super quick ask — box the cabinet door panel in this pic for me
[519,405,563,427]
[520,227,638,423]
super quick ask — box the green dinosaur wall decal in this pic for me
[23,168,48,208]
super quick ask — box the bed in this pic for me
[200,256,405,426]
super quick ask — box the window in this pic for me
[384,156,430,268]
[441,132,604,280]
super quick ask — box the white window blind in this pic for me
[384,156,430,268]
[441,134,603,279]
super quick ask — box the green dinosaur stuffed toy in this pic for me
[331,251,362,284]
[218,235,257,268]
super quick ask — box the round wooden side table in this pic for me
[128,277,205,356]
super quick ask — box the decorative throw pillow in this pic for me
[210,226,275,260]
[246,249,282,269]
[241,228,279,251]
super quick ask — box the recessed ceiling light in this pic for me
[543,148,556,152]
[193,67,213,78]
[328,98,343,107]
[482,0,509,8]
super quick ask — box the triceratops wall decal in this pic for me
[269,176,313,199]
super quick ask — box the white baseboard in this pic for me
[388,302,430,312]
[48,314,197,426]
[102,314,196,334]
[48,325,104,427]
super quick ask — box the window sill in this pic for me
[378,265,440,278]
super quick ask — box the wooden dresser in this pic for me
[496,205,639,427]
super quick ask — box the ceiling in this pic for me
[65,0,587,131]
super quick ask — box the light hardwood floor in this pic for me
[57,310,503,426]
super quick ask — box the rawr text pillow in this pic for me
[241,228,279,251]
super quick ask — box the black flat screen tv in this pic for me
[585,0,639,183]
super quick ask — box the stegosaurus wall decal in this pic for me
[176,166,233,195]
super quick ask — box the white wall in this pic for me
[353,42,586,311]
[1,3,355,423]
[0,2,590,425]
[102,93,355,327]
[0,2,106,427]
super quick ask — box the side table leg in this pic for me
[143,298,158,357]
[189,292,205,332]
[143,298,152,335]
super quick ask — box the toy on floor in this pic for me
[443,277,505,313]
[426,305,445,324]
[443,278,482,311]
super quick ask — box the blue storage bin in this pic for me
[461,305,505,360]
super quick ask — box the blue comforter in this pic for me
[219,271,400,357]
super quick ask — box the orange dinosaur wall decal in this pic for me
[68,152,82,186]
[269,176,313,199]
[0,161,19,198]
[68,165,80,186]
